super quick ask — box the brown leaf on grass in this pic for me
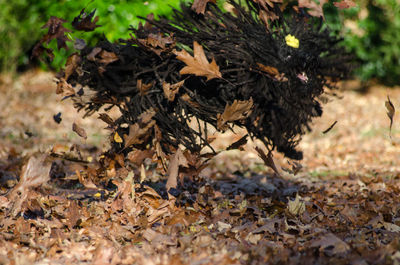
[72,122,87,139]
[255,147,281,176]
[166,148,189,194]
[217,98,253,131]
[256,63,287,82]
[175,41,222,81]
[72,8,101,32]
[123,109,156,148]
[298,0,328,17]
[137,79,153,96]
[163,80,185,101]
[385,95,395,137]
[64,53,81,80]
[191,0,216,14]
[7,154,51,216]
[334,0,356,9]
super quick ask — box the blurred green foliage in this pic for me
[325,0,400,86]
[0,0,186,73]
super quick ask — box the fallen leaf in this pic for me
[123,109,156,148]
[72,8,101,32]
[166,148,189,194]
[114,132,123,143]
[99,50,119,65]
[252,0,283,10]
[227,135,248,150]
[310,233,350,255]
[256,63,287,81]
[64,53,81,80]
[7,154,51,216]
[137,79,153,96]
[385,95,395,138]
[255,147,281,176]
[191,0,216,14]
[287,193,306,216]
[98,113,114,126]
[56,78,75,97]
[72,122,87,139]
[163,80,185,101]
[175,41,222,81]
[87,47,102,61]
[217,98,253,131]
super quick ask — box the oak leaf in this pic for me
[191,0,216,14]
[217,98,253,130]
[298,0,328,18]
[137,79,153,96]
[72,8,101,32]
[166,148,189,196]
[175,41,222,81]
[163,80,185,101]
[123,109,156,148]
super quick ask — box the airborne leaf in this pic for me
[298,0,328,18]
[334,0,356,9]
[175,41,222,81]
[217,98,253,131]
[72,8,101,32]
[72,122,87,139]
[385,95,395,138]
[191,0,216,14]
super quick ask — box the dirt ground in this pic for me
[0,70,400,264]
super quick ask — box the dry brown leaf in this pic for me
[252,0,283,9]
[191,0,216,14]
[64,53,81,80]
[256,63,287,81]
[72,122,87,139]
[385,95,395,138]
[217,98,253,131]
[163,80,185,101]
[99,50,119,65]
[56,78,75,97]
[175,41,222,81]
[259,10,279,29]
[123,109,156,148]
[98,113,114,126]
[7,154,51,216]
[137,79,153,96]
[298,0,328,18]
[87,47,102,61]
[255,147,281,176]
[166,148,189,195]
[310,233,350,255]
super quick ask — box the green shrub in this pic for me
[325,0,400,86]
[0,0,185,73]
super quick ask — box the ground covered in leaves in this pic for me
[0,71,400,264]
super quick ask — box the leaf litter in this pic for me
[3,0,400,264]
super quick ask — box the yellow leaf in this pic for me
[175,41,222,81]
[285,34,299,48]
[114,132,123,143]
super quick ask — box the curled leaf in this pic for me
[385,95,395,138]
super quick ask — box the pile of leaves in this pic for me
[34,0,352,165]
